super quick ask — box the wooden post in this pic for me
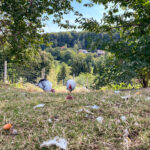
[4,60,7,83]
[41,68,45,79]
[73,73,75,79]
[87,78,88,89]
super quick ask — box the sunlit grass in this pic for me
[0,85,150,149]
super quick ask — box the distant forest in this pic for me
[41,31,120,50]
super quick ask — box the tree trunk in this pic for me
[142,79,148,88]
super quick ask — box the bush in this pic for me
[74,73,95,88]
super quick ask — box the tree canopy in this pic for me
[0,0,150,88]
[76,0,150,88]
[0,0,81,60]
[77,0,150,35]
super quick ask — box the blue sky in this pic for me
[43,0,105,33]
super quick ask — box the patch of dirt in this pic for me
[128,130,139,140]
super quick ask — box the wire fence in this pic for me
[0,58,4,81]
[0,60,45,84]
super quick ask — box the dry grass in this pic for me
[19,83,91,93]
[0,86,150,149]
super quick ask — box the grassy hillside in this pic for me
[0,85,150,149]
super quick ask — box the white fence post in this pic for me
[41,68,45,79]
[4,60,7,83]
[73,73,75,79]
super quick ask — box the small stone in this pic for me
[48,119,52,123]
[134,122,139,126]
[11,129,18,135]
[121,116,126,122]
[145,97,150,101]
[85,114,89,118]
[121,95,130,100]
[86,105,100,110]
[116,119,121,124]
[101,99,105,102]
[123,129,129,137]
[96,116,103,123]
[33,104,45,109]
[114,90,120,94]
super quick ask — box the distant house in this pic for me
[97,50,105,56]
[78,49,88,54]
[61,46,65,50]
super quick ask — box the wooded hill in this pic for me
[41,31,120,50]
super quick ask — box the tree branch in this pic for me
[107,23,150,30]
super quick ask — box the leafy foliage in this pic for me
[75,73,95,88]
[42,31,110,50]
[46,45,95,76]
[69,53,92,76]
[0,48,54,83]
[57,63,71,84]
[93,54,137,89]
[77,0,150,35]
[77,0,150,88]
[0,0,80,59]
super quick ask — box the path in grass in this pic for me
[0,87,150,149]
